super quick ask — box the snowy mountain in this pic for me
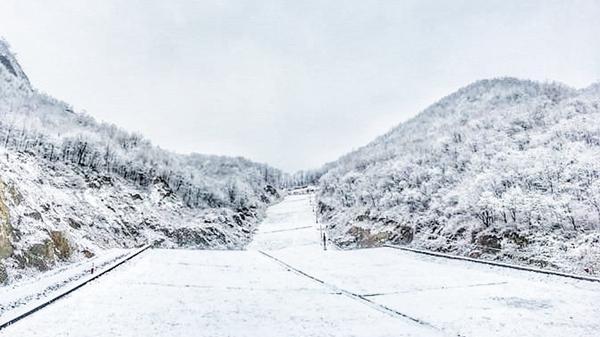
[0,39,283,284]
[317,77,600,275]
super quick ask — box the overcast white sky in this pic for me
[1,1,600,172]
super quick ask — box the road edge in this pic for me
[384,244,600,283]
[0,245,151,330]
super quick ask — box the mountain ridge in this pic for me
[334,77,579,171]
[317,76,600,275]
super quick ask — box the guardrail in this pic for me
[384,244,600,283]
[0,244,151,331]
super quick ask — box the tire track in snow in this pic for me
[255,226,313,235]
[258,250,462,337]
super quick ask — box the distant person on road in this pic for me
[322,232,327,251]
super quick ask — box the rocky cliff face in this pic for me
[0,39,30,86]
[0,180,14,261]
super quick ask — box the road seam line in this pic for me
[361,281,509,297]
[257,250,461,337]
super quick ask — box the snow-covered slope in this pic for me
[317,77,600,275]
[0,39,283,284]
[3,194,598,337]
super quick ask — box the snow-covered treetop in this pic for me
[327,77,585,176]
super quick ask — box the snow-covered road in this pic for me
[2,193,599,336]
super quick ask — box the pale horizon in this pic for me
[1,0,599,171]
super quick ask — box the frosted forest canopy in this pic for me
[317,78,600,274]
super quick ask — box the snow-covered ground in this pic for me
[0,249,130,322]
[2,193,599,336]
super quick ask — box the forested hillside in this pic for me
[318,78,600,275]
[0,39,283,284]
